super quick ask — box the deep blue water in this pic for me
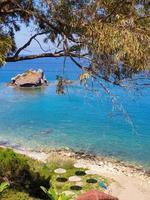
[0,58,150,168]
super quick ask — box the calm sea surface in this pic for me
[0,58,150,168]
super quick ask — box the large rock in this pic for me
[9,69,48,87]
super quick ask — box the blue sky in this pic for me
[15,24,56,55]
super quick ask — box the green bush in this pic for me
[41,187,70,200]
[0,148,50,199]
[0,189,34,200]
[0,148,29,183]
[0,182,9,193]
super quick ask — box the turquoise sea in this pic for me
[0,58,150,169]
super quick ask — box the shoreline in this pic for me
[0,140,149,169]
[0,144,150,200]
[0,142,150,176]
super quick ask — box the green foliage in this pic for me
[0,189,34,200]
[0,182,9,193]
[0,35,12,65]
[38,0,150,83]
[0,148,50,199]
[46,153,75,171]
[0,148,29,182]
[84,15,149,78]
[0,0,34,64]
[41,187,70,200]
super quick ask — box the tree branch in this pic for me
[6,52,65,62]
[6,52,86,62]
[0,8,24,15]
[14,32,49,57]
[70,56,87,70]
[34,38,50,53]
[70,56,117,85]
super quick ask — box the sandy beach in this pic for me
[1,144,150,200]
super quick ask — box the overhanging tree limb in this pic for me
[1,0,150,85]
[6,52,87,62]
[70,56,117,85]
[6,52,65,62]
[13,32,49,57]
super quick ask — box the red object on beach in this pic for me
[76,190,118,200]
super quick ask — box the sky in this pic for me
[15,24,56,55]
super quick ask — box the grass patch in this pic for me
[0,189,36,200]
[0,148,112,199]
[47,153,75,171]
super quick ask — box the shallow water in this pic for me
[0,58,150,168]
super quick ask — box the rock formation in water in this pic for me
[9,69,48,87]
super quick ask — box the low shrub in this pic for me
[0,148,29,183]
[0,189,34,200]
[0,148,50,199]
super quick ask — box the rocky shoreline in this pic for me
[0,142,149,180]
[38,147,150,179]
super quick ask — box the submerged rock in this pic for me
[9,69,48,88]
